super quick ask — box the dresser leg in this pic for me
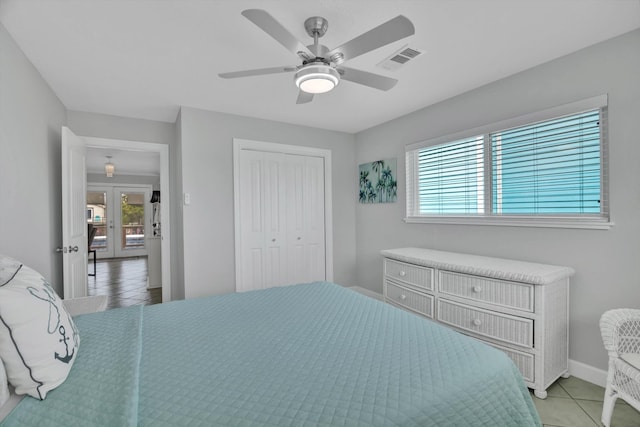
[534,389,548,399]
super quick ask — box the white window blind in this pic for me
[416,136,484,214]
[491,110,603,214]
[406,96,609,229]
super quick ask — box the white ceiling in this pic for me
[1,0,639,134]
[85,147,160,176]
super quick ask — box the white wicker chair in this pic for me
[600,308,640,427]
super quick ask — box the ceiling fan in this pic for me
[219,9,415,104]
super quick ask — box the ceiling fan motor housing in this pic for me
[304,16,329,38]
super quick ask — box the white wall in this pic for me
[173,110,185,300]
[178,107,357,299]
[354,29,640,372]
[0,23,67,292]
[67,110,176,145]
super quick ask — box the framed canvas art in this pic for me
[359,158,397,203]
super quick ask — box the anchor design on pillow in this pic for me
[54,325,74,363]
[27,281,77,364]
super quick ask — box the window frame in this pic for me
[405,95,612,230]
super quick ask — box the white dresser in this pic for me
[381,247,574,399]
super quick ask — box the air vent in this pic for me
[377,45,424,71]
[390,55,410,65]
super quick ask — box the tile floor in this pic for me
[87,256,162,309]
[533,376,640,426]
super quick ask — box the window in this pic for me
[406,96,609,228]
[417,136,484,214]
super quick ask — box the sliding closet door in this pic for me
[235,145,327,292]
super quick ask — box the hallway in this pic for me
[87,257,162,310]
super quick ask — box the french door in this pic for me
[87,185,151,258]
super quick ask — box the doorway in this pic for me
[80,136,171,303]
[87,185,151,259]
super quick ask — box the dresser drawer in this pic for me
[385,281,434,318]
[384,259,434,291]
[439,271,534,312]
[437,299,533,348]
[484,341,535,383]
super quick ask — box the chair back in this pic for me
[88,224,97,250]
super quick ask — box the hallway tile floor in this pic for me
[87,256,161,309]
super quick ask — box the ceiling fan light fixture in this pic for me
[294,65,339,94]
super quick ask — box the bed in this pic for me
[0,261,541,426]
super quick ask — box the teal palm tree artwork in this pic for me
[358,158,397,203]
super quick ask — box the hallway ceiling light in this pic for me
[105,156,115,178]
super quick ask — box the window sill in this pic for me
[404,215,613,230]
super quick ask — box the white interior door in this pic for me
[61,127,88,299]
[262,153,287,288]
[235,143,327,292]
[236,150,287,291]
[286,154,325,284]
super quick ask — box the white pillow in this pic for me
[0,360,9,408]
[0,255,80,400]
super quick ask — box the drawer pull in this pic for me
[472,319,482,327]
[399,271,406,277]
[400,294,407,301]
[472,285,482,293]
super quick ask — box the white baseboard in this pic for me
[347,286,384,301]
[569,359,607,388]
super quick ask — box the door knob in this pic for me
[55,247,67,253]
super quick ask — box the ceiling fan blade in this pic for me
[296,91,314,104]
[339,67,398,91]
[328,15,414,63]
[219,66,297,79]
[242,9,314,61]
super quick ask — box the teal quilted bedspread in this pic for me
[2,282,541,426]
